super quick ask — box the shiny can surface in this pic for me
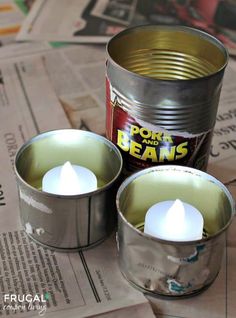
[116,165,235,297]
[106,25,228,174]
[14,129,123,251]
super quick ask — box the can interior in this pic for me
[15,130,122,191]
[108,26,227,80]
[118,168,234,238]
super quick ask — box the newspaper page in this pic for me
[16,0,236,54]
[0,41,51,59]
[42,44,107,136]
[0,43,106,134]
[0,0,26,46]
[0,54,154,317]
[0,43,235,317]
[208,59,236,184]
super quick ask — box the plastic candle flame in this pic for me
[42,161,97,195]
[144,198,204,241]
[58,161,81,195]
[165,199,185,232]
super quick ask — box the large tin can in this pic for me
[106,25,228,174]
[116,165,235,297]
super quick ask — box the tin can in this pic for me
[116,165,235,297]
[106,25,228,174]
[14,129,123,251]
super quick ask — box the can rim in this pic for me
[14,129,123,198]
[116,165,235,245]
[107,24,229,83]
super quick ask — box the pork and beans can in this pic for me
[106,25,228,175]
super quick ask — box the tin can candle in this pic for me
[116,165,235,297]
[14,129,123,251]
[106,25,228,174]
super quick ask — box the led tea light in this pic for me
[42,161,97,195]
[116,166,235,297]
[144,199,204,241]
[14,129,122,251]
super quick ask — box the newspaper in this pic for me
[0,42,106,134]
[42,45,106,136]
[0,41,235,317]
[0,53,155,317]
[16,0,236,54]
[0,41,51,59]
[208,60,236,184]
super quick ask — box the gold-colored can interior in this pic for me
[108,26,227,80]
[118,168,233,238]
[15,130,122,192]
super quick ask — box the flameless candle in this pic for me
[42,161,97,195]
[144,199,204,241]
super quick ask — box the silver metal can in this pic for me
[116,165,235,297]
[14,129,123,251]
[106,25,228,174]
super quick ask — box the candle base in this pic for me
[135,222,209,239]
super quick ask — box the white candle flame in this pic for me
[144,198,204,241]
[42,161,97,195]
[58,161,81,195]
[165,199,185,226]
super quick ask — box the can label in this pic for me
[106,79,213,174]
